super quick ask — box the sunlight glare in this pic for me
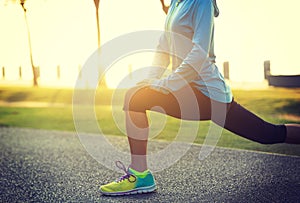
[0,0,299,88]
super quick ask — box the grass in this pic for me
[0,86,300,156]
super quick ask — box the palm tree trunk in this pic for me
[21,3,38,86]
[96,8,100,48]
[94,0,107,88]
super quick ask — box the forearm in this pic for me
[148,51,170,79]
[156,43,209,92]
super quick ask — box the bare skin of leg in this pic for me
[285,124,300,144]
[125,111,149,172]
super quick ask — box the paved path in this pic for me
[1,127,299,202]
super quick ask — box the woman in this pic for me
[100,0,300,196]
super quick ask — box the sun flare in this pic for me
[0,0,299,88]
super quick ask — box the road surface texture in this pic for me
[1,127,299,202]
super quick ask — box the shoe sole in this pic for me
[100,184,156,196]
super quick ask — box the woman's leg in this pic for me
[222,100,299,144]
[123,85,209,171]
[123,86,182,172]
[126,111,149,172]
[125,86,300,173]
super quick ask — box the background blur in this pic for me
[0,0,299,88]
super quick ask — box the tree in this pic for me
[20,0,38,86]
[94,0,101,48]
[5,0,39,86]
[93,0,107,88]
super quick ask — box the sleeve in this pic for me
[155,0,214,92]
[147,32,170,79]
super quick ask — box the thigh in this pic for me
[124,85,213,121]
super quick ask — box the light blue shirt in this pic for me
[149,0,232,103]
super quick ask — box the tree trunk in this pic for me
[95,3,100,48]
[94,0,107,88]
[21,3,38,86]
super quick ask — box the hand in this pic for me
[149,79,170,94]
[136,79,152,87]
[136,79,169,94]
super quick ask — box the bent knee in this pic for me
[123,86,149,113]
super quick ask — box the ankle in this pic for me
[129,164,148,173]
[130,154,148,172]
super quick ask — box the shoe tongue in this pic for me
[129,168,149,178]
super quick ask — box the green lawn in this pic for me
[0,86,299,156]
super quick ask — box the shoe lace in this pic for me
[115,161,136,183]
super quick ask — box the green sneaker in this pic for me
[100,161,156,196]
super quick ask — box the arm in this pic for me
[150,0,214,92]
[138,32,170,83]
[146,0,171,79]
[150,32,170,79]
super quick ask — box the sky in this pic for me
[0,0,299,88]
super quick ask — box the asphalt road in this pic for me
[1,127,300,202]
